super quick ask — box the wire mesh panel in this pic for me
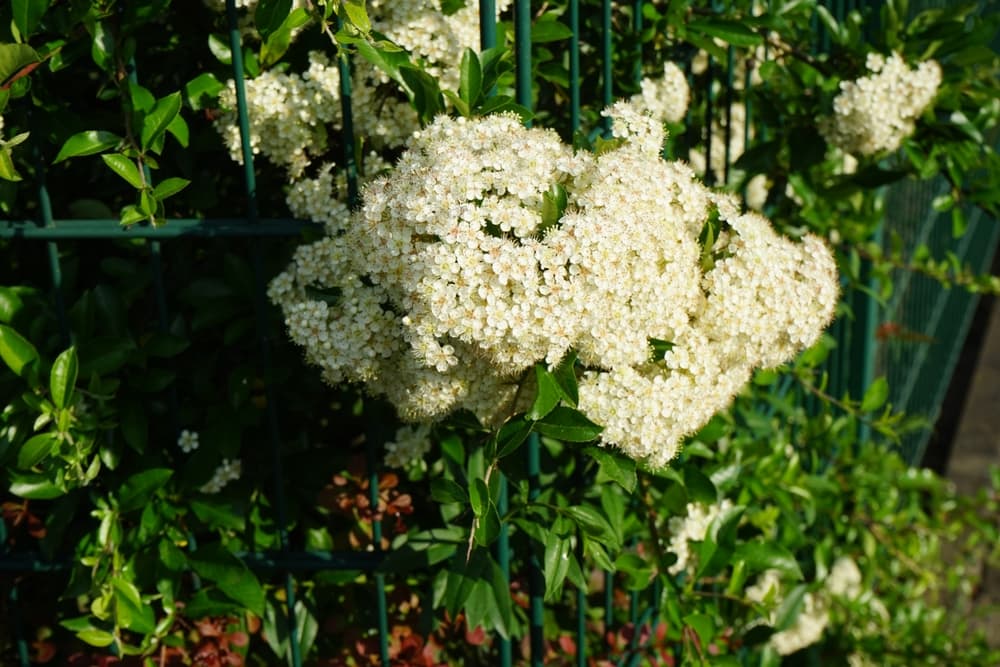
[0,0,994,665]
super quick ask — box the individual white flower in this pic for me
[383,424,433,468]
[819,52,941,156]
[200,458,242,494]
[177,429,200,453]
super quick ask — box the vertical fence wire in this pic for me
[224,2,303,665]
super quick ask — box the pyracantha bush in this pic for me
[270,103,838,468]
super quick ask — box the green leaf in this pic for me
[12,0,52,37]
[552,351,578,407]
[543,533,572,601]
[254,0,292,38]
[773,584,808,631]
[50,346,78,409]
[475,500,501,547]
[585,446,636,493]
[153,177,191,200]
[341,0,371,32]
[684,465,718,504]
[118,468,172,513]
[532,19,574,42]
[208,34,232,65]
[76,628,115,648]
[459,48,482,107]
[430,478,467,504]
[494,415,532,458]
[190,498,246,531]
[441,0,467,14]
[0,287,25,323]
[615,552,655,590]
[648,338,674,362]
[733,542,803,580]
[0,324,38,379]
[688,19,763,46]
[534,406,603,442]
[528,363,562,420]
[565,505,619,550]
[538,183,568,235]
[140,92,182,150]
[184,73,225,110]
[860,376,889,412]
[469,477,488,517]
[113,578,156,634]
[189,544,266,615]
[9,473,63,499]
[101,154,144,189]
[443,550,489,617]
[683,612,715,647]
[0,43,40,87]
[53,130,120,163]
[0,148,22,182]
[17,433,57,469]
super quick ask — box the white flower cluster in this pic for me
[383,424,433,468]
[215,51,342,178]
[631,61,690,125]
[200,458,243,494]
[666,499,734,574]
[819,52,941,156]
[746,557,876,656]
[177,429,200,453]
[271,104,837,467]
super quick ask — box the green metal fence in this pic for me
[1,0,994,665]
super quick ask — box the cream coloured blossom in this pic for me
[746,570,829,656]
[666,500,734,574]
[200,458,242,494]
[631,61,689,124]
[819,52,941,156]
[383,424,433,468]
[215,51,342,178]
[272,103,837,466]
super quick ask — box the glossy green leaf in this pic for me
[585,446,636,493]
[543,532,571,601]
[534,406,603,442]
[459,48,482,107]
[9,473,63,499]
[0,287,25,323]
[528,363,562,420]
[683,612,715,647]
[153,177,191,200]
[12,0,51,37]
[689,19,763,46]
[189,544,265,615]
[773,584,808,631]
[494,415,532,458]
[341,0,371,32]
[53,131,120,163]
[50,346,77,409]
[532,19,573,42]
[76,628,115,648]
[254,0,292,38]
[140,92,182,150]
[861,376,889,412]
[565,505,619,550]
[684,465,718,504]
[184,72,225,110]
[538,183,568,235]
[113,578,155,634]
[118,468,172,512]
[101,154,144,189]
[430,478,467,505]
[17,432,57,469]
[0,324,38,379]
[0,147,22,182]
[733,542,803,580]
[552,351,578,407]
[0,43,40,87]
